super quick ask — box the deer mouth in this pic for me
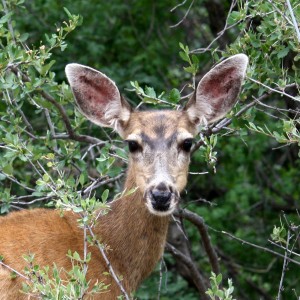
[144,184,179,216]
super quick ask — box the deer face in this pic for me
[122,110,196,216]
[65,54,248,216]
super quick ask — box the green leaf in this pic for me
[216,290,224,298]
[216,273,222,285]
[145,86,156,98]
[183,66,196,74]
[73,207,84,213]
[191,54,199,65]
[63,7,73,18]
[19,33,29,42]
[179,51,190,63]
[41,60,56,76]
[43,173,50,182]
[2,164,13,176]
[101,189,109,202]
[179,42,186,51]
[167,88,181,103]
[277,47,290,59]
[0,12,13,24]
[72,251,81,261]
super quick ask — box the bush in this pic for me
[0,0,299,299]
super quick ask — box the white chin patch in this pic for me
[145,198,177,217]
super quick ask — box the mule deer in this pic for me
[0,54,248,299]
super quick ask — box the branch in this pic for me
[191,87,282,153]
[0,171,35,192]
[277,230,290,300]
[285,0,300,43]
[170,0,187,12]
[82,173,124,196]
[12,195,53,206]
[221,230,300,267]
[165,243,210,300]
[87,226,131,300]
[1,0,16,44]
[0,259,29,281]
[170,0,195,28]
[191,0,239,54]
[7,65,103,145]
[267,0,294,27]
[175,208,220,275]
[217,248,274,300]
[249,77,300,102]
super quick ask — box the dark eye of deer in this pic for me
[181,138,193,152]
[127,140,140,153]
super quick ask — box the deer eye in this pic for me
[181,138,194,152]
[126,140,141,153]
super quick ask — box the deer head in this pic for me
[65,54,248,216]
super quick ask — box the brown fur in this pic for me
[0,55,248,299]
[0,110,196,300]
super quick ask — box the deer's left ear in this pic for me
[184,54,248,125]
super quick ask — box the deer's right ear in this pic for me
[65,64,132,136]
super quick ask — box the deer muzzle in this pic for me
[145,182,179,216]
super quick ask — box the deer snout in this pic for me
[146,183,178,216]
[151,189,172,210]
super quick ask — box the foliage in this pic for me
[206,273,235,300]
[0,0,300,299]
[22,252,108,299]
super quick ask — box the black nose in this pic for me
[150,183,172,211]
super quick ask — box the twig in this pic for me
[0,117,37,139]
[4,89,34,133]
[1,0,16,44]
[285,0,300,43]
[82,173,124,196]
[170,0,195,28]
[277,230,290,300]
[191,0,238,54]
[267,0,293,27]
[0,171,35,192]
[189,171,209,175]
[268,239,300,258]
[191,85,286,153]
[157,258,167,300]
[7,64,103,145]
[221,230,300,266]
[253,94,300,117]
[249,77,300,102]
[87,226,131,300]
[81,141,108,160]
[191,98,258,153]
[80,222,88,299]
[0,259,30,281]
[171,215,189,241]
[12,195,53,206]
[44,108,58,151]
[170,0,187,12]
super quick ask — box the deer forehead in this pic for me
[123,110,196,142]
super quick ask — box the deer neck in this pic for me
[93,167,170,290]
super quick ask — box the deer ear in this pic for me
[184,54,248,125]
[65,63,132,136]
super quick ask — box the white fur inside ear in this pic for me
[65,63,119,95]
[223,54,248,74]
[104,99,131,132]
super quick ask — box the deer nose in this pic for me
[150,183,172,211]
